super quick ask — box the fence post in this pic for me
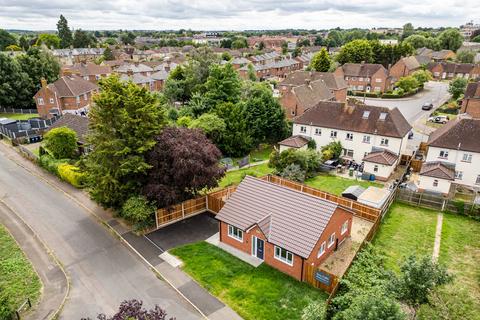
[181,203,185,219]
[155,210,159,229]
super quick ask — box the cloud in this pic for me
[0,0,478,30]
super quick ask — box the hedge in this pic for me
[38,154,67,176]
[57,163,86,188]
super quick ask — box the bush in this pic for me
[0,288,13,320]
[280,163,306,182]
[321,141,342,161]
[57,163,86,188]
[121,196,156,228]
[43,127,78,159]
[38,154,67,176]
[269,148,321,178]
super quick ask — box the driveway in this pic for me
[0,143,201,320]
[363,81,450,124]
[146,213,219,251]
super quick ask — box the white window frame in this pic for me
[346,133,353,141]
[317,241,326,258]
[328,233,336,248]
[228,225,243,242]
[83,93,88,101]
[374,165,379,173]
[76,96,80,104]
[343,148,354,158]
[49,98,54,104]
[363,135,370,143]
[439,150,449,159]
[433,179,439,187]
[300,126,307,133]
[38,97,44,105]
[476,175,480,185]
[330,130,337,138]
[455,171,463,180]
[375,78,382,83]
[314,128,321,135]
[341,221,348,235]
[380,138,389,146]
[462,153,472,162]
[274,246,293,266]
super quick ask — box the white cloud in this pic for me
[0,0,478,30]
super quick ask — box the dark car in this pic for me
[422,102,434,110]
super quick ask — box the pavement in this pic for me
[0,141,224,319]
[0,201,68,320]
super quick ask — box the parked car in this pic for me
[428,115,449,124]
[422,102,434,110]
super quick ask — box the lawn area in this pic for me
[373,203,437,272]
[304,173,383,196]
[0,113,39,120]
[0,224,41,311]
[218,162,274,188]
[170,242,327,320]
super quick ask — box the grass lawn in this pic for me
[218,162,274,188]
[171,242,327,320]
[304,173,383,196]
[0,224,41,310]
[0,113,39,120]
[373,203,437,272]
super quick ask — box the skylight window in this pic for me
[362,111,370,119]
[379,112,387,120]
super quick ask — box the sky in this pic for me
[1,0,479,31]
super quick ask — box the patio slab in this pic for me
[208,232,263,267]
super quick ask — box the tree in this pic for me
[395,76,419,92]
[340,293,406,320]
[279,163,306,182]
[0,29,16,51]
[188,113,226,144]
[240,82,289,145]
[0,54,32,108]
[73,29,94,48]
[336,39,373,64]
[281,41,288,54]
[43,127,78,159]
[310,48,331,72]
[103,47,115,61]
[56,15,73,48]
[404,34,429,49]
[84,75,166,208]
[472,35,480,43]
[204,63,242,106]
[5,44,21,51]
[258,41,265,50]
[19,35,30,51]
[402,23,415,39]
[221,51,232,61]
[247,63,257,81]
[411,70,432,84]
[326,30,344,47]
[231,38,247,49]
[391,255,453,307]
[437,29,463,51]
[120,32,136,45]
[82,299,173,320]
[321,141,342,161]
[36,34,60,48]
[456,50,475,63]
[142,127,225,207]
[121,195,155,225]
[448,77,468,99]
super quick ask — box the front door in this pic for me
[252,236,264,260]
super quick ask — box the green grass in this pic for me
[373,203,437,272]
[0,224,41,310]
[0,113,38,120]
[249,144,273,162]
[218,162,274,188]
[304,173,382,196]
[171,242,327,320]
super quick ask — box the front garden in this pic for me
[170,241,328,320]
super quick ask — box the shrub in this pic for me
[280,163,306,182]
[321,141,342,161]
[0,288,13,320]
[38,154,66,176]
[57,163,86,188]
[269,148,321,178]
[121,196,156,227]
[43,127,78,159]
[302,300,327,320]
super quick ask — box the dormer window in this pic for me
[362,111,370,119]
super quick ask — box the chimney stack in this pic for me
[40,78,47,88]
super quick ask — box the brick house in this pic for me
[34,75,99,119]
[389,56,423,83]
[461,82,480,118]
[216,176,353,281]
[238,59,302,80]
[334,63,390,93]
[428,62,480,80]
[61,63,112,83]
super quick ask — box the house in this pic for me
[428,62,480,80]
[334,63,390,93]
[418,117,480,194]
[460,82,480,118]
[287,101,412,165]
[34,76,99,119]
[362,148,399,181]
[45,113,89,153]
[220,57,251,69]
[115,63,154,77]
[278,135,310,153]
[119,73,156,91]
[389,56,423,83]
[280,71,348,103]
[238,59,301,80]
[216,176,353,281]
[431,50,456,62]
[61,63,112,83]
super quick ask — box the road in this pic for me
[363,81,450,124]
[0,143,201,320]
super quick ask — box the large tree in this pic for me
[142,127,225,207]
[73,29,95,48]
[84,75,166,208]
[437,29,463,51]
[310,48,331,72]
[35,34,60,49]
[204,63,242,107]
[188,113,226,144]
[336,39,374,64]
[0,29,16,51]
[0,54,32,108]
[448,77,468,99]
[103,47,115,61]
[56,15,73,48]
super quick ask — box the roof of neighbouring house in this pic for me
[43,75,98,98]
[63,63,112,76]
[294,101,412,138]
[150,70,169,81]
[278,135,309,148]
[428,118,480,153]
[400,56,421,71]
[432,49,455,60]
[363,148,399,165]
[46,113,89,144]
[337,63,387,77]
[119,73,153,84]
[464,82,480,99]
[281,71,347,90]
[292,79,335,108]
[216,176,346,258]
[419,161,455,181]
[115,63,153,74]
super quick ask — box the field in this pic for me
[0,224,41,311]
[171,242,327,320]
[305,173,383,196]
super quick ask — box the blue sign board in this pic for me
[315,270,331,286]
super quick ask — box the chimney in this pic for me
[127,69,134,76]
[41,78,47,88]
[305,78,311,85]
[63,69,72,76]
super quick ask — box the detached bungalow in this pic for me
[216,176,353,281]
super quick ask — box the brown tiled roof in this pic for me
[419,161,455,180]
[50,75,99,97]
[216,176,343,258]
[428,118,480,153]
[429,62,475,73]
[401,56,421,71]
[294,101,412,138]
[282,71,347,90]
[46,114,89,144]
[339,63,387,77]
[64,63,111,76]
[363,148,398,165]
[278,135,309,148]
[464,82,480,99]
[432,50,455,60]
[292,79,334,108]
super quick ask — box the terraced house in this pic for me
[334,63,391,93]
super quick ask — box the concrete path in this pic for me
[432,212,444,262]
[0,201,68,320]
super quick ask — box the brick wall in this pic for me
[334,88,347,102]
[462,98,480,118]
[35,87,59,119]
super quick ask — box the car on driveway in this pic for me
[422,102,434,110]
[428,115,450,124]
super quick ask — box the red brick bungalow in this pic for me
[215,176,353,281]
